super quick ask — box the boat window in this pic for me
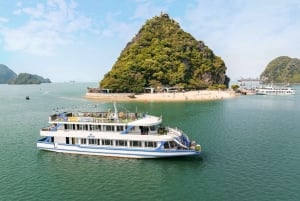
[117,126,124,131]
[164,142,170,149]
[169,141,177,148]
[106,125,114,131]
[88,139,97,145]
[140,126,149,135]
[130,141,141,147]
[65,124,73,130]
[90,125,99,131]
[116,140,127,146]
[150,125,157,131]
[145,141,157,148]
[163,141,177,149]
[77,124,83,130]
[102,139,113,145]
[81,138,87,144]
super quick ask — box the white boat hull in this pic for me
[37,142,200,158]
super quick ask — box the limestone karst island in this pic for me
[86,13,235,102]
[260,56,300,83]
[0,64,51,85]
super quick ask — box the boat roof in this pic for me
[128,115,162,126]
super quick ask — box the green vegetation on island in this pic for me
[8,73,51,84]
[100,13,230,93]
[0,64,17,84]
[260,56,300,83]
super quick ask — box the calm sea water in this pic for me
[0,83,299,201]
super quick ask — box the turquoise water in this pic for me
[0,83,300,201]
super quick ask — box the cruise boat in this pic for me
[37,103,201,158]
[255,85,296,95]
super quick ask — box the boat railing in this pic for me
[41,126,57,131]
[49,112,143,123]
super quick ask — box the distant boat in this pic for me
[25,96,30,100]
[255,85,296,95]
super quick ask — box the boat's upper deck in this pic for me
[49,111,161,125]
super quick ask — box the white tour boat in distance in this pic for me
[255,85,296,95]
[37,103,201,158]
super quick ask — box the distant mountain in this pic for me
[0,64,17,84]
[8,73,51,84]
[260,56,300,83]
[100,13,229,93]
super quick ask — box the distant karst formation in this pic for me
[0,64,51,84]
[0,64,17,84]
[260,56,300,83]
[8,73,51,84]
[100,13,230,93]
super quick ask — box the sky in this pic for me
[0,0,300,83]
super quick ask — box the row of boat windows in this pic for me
[60,124,157,132]
[65,137,158,148]
[260,90,293,93]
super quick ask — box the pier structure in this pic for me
[237,78,261,90]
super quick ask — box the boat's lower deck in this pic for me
[37,138,201,158]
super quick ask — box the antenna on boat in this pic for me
[113,102,118,120]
